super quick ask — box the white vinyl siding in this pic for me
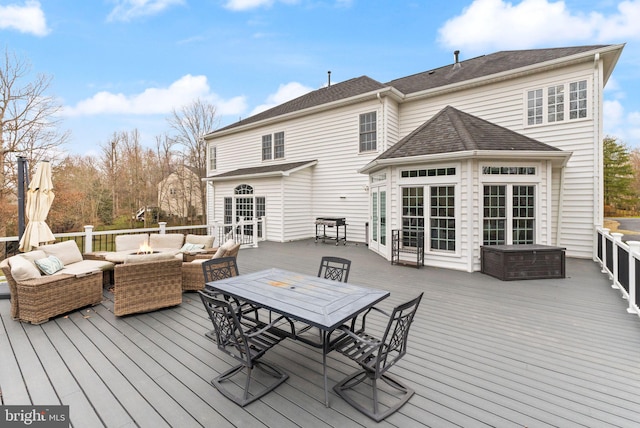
[395,61,599,259]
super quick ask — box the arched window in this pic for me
[235,184,253,195]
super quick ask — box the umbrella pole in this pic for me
[17,156,28,242]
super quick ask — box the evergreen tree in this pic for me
[603,137,638,210]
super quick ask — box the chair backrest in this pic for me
[317,256,351,283]
[202,256,239,283]
[198,291,253,365]
[377,292,423,374]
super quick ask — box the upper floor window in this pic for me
[526,79,588,126]
[359,112,376,152]
[262,132,285,161]
[209,145,216,170]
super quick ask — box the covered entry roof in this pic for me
[204,160,317,182]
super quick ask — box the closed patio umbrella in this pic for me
[19,161,55,252]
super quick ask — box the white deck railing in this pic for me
[595,227,640,318]
[0,217,266,260]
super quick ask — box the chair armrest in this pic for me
[18,273,78,287]
[349,305,390,333]
[334,324,382,348]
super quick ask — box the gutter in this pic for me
[358,150,572,174]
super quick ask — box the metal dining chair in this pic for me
[198,290,289,407]
[201,257,244,340]
[317,256,351,282]
[331,292,424,421]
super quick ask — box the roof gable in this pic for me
[377,106,561,161]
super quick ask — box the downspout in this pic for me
[556,164,566,247]
[593,52,603,259]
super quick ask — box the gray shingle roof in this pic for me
[210,45,609,136]
[209,160,317,179]
[376,106,561,160]
[216,76,385,132]
[386,45,607,94]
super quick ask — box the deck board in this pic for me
[2,239,640,427]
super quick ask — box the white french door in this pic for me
[370,186,387,253]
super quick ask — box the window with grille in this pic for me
[512,186,535,244]
[483,184,535,245]
[359,112,377,152]
[262,135,272,161]
[526,79,588,126]
[401,187,424,247]
[430,186,455,251]
[527,89,543,125]
[483,185,506,245]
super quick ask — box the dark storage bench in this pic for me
[481,244,565,281]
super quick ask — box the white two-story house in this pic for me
[203,44,624,272]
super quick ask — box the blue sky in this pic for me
[2,0,639,156]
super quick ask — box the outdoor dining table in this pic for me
[205,267,390,407]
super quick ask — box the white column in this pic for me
[84,225,94,254]
[601,228,610,273]
[159,222,167,234]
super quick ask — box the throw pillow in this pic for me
[180,243,205,253]
[211,239,235,259]
[10,255,42,281]
[34,255,65,275]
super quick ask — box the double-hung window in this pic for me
[526,79,588,126]
[262,132,285,161]
[359,112,377,152]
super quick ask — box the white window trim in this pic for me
[523,77,592,127]
[397,164,461,257]
[208,145,217,171]
[479,163,541,245]
[261,131,285,162]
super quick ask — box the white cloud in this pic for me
[604,99,625,128]
[107,0,184,22]
[438,0,640,54]
[0,0,49,36]
[63,74,247,117]
[223,0,300,11]
[250,82,314,115]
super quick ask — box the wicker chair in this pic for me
[0,257,103,325]
[113,258,182,316]
[199,290,289,406]
[181,243,241,291]
[331,293,424,421]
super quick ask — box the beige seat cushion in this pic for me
[38,240,84,265]
[115,234,149,252]
[123,252,177,264]
[185,234,215,249]
[149,233,184,250]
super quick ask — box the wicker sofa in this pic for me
[113,253,183,316]
[0,240,111,324]
[181,240,240,291]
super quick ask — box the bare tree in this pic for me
[0,47,69,236]
[167,98,220,221]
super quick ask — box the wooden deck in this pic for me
[2,240,640,427]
